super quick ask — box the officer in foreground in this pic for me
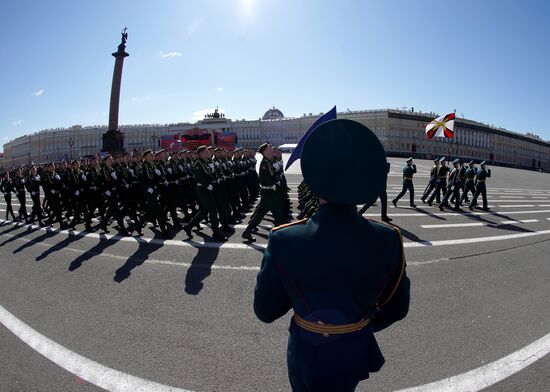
[254,119,411,392]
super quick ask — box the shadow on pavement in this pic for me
[113,237,164,283]
[184,247,220,295]
[35,232,85,262]
[13,230,58,254]
[392,224,433,245]
[0,226,40,247]
[464,213,534,233]
[68,236,119,271]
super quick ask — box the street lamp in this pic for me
[68,136,74,159]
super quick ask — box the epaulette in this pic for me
[272,218,308,232]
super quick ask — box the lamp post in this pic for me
[68,137,74,159]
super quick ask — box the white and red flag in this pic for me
[425,112,455,139]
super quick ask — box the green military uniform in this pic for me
[392,157,417,207]
[243,144,289,241]
[140,155,169,238]
[469,161,492,211]
[460,161,476,205]
[254,119,410,392]
[427,157,449,206]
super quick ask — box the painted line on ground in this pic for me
[362,209,550,217]
[395,332,550,392]
[0,304,195,392]
[2,219,550,251]
[421,219,539,229]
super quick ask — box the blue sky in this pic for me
[1,0,549,151]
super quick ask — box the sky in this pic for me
[1,0,549,151]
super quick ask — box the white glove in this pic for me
[50,189,56,194]
[129,169,134,176]
[111,172,117,180]
[207,184,213,191]
[164,180,168,186]
[21,179,26,184]
[125,184,129,189]
[105,190,111,197]
[178,165,184,171]
[75,190,80,196]
[208,163,214,169]
[35,175,41,181]
[167,168,173,174]
[81,174,87,181]
[55,174,61,180]
[154,169,161,176]
[147,187,154,194]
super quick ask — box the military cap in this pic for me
[143,149,153,157]
[439,156,447,163]
[434,158,440,164]
[406,157,413,162]
[452,158,460,164]
[301,119,387,205]
[258,143,269,154]
[155,149,166,156]
[196,145,208,153]
[468,160,474,165]
[102,154,111,161]
[70,159,78,164]
[480,160,487,166]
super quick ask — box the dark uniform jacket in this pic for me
[254,204,410,386]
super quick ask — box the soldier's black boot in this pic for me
[212,228,227,242]
[242,226,255,242]
[183,223,193,239]
[382,215,392,222]
[222,224,235,234]
[391,199,397,207]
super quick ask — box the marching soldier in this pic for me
[242,143,290,242]
[469,161,491,211]
[421,158,439,203]
[254,119,410,392]
[68,159,93,231]
[26,166,44,226]
[359,159,392,222]
[141,150,169,238]
[427,157,449,206]
[42,163,65,228]
[13,168,29,222]
[0,171,17,221]
[392,157,417,208]
[439,158,462,211]
[183,146,227,242]
[459,161,476,205]
[100,155,130,236]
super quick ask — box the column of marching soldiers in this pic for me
[0,144,294,242]
[297,156,493,220]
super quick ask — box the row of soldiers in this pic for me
[296,156,492,221]
[0,146,291,242]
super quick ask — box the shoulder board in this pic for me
[364,217,401,236]
[272,218,308,232]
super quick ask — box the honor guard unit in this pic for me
[254,119,410,392]
[0,147,267,241]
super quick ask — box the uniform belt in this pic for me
[437,176,447,179]
[293,313,370,335]
[403,177,413,180]
[261,185,276,190]
[478,179,485,182]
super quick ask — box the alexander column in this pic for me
[102,27,129,153]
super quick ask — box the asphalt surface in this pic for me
[0,157,549,392]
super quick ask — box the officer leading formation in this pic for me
[254,119,410,392]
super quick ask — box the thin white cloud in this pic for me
[33,89,44,96]
[160,51,182,59]
[131,97,139,102]
[186,18,203,38]
[3,136,9,141]
[218,87,223,92]
[191,108,225,122]
[12,120,23,126]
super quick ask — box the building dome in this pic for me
[262,106,285,120]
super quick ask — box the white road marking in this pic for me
[497,204,535,207]
[0,304,195,392]
[395,332,550,392]
[2,219,550,250]
[421,219,539,229]
[500,196,525,198]
[363,209,550,217]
